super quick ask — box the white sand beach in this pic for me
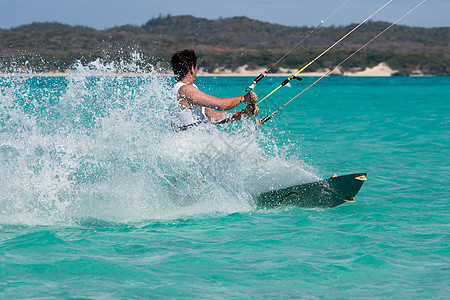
[1,62,409,77]
[197,63,399,77]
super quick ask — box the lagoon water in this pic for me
[1,62,449,298]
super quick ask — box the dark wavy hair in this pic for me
[171,49,197,81]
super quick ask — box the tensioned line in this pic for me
[266,0,352,73]
[255,0,393,106]
[246,0,351,92]
[258,0,428,126]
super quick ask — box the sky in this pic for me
[0,0,447,30]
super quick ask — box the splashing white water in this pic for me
[0,56,318,225]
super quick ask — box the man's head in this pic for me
[171,49,197,81]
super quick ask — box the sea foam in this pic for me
[0,56,317,225]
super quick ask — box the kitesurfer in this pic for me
[170,49,259,131]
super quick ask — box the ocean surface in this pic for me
[1,62,449,298]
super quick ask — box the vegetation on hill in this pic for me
[0,15,448,75]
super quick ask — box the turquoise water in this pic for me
[1,63,449,298]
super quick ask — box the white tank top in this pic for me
[171,82,208,127]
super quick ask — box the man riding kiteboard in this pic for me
[170,49,259,131]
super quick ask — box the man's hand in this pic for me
[242,104,259,118]
[243,91,258,104]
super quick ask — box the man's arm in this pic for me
[178,85,256,111]
[204,108,232,122]
[204,105,259,123]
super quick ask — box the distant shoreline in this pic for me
[0,63,428,77]
[197,63,427,77]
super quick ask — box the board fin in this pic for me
[344,197,355,202]
[355,175,367,181]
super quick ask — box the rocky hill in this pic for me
[1,15,448,75]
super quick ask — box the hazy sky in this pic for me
[0,0,447,29]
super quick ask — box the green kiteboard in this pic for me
[257,173,367,208]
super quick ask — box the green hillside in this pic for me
[0,15,449,75]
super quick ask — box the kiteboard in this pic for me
[257,173,367,208]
